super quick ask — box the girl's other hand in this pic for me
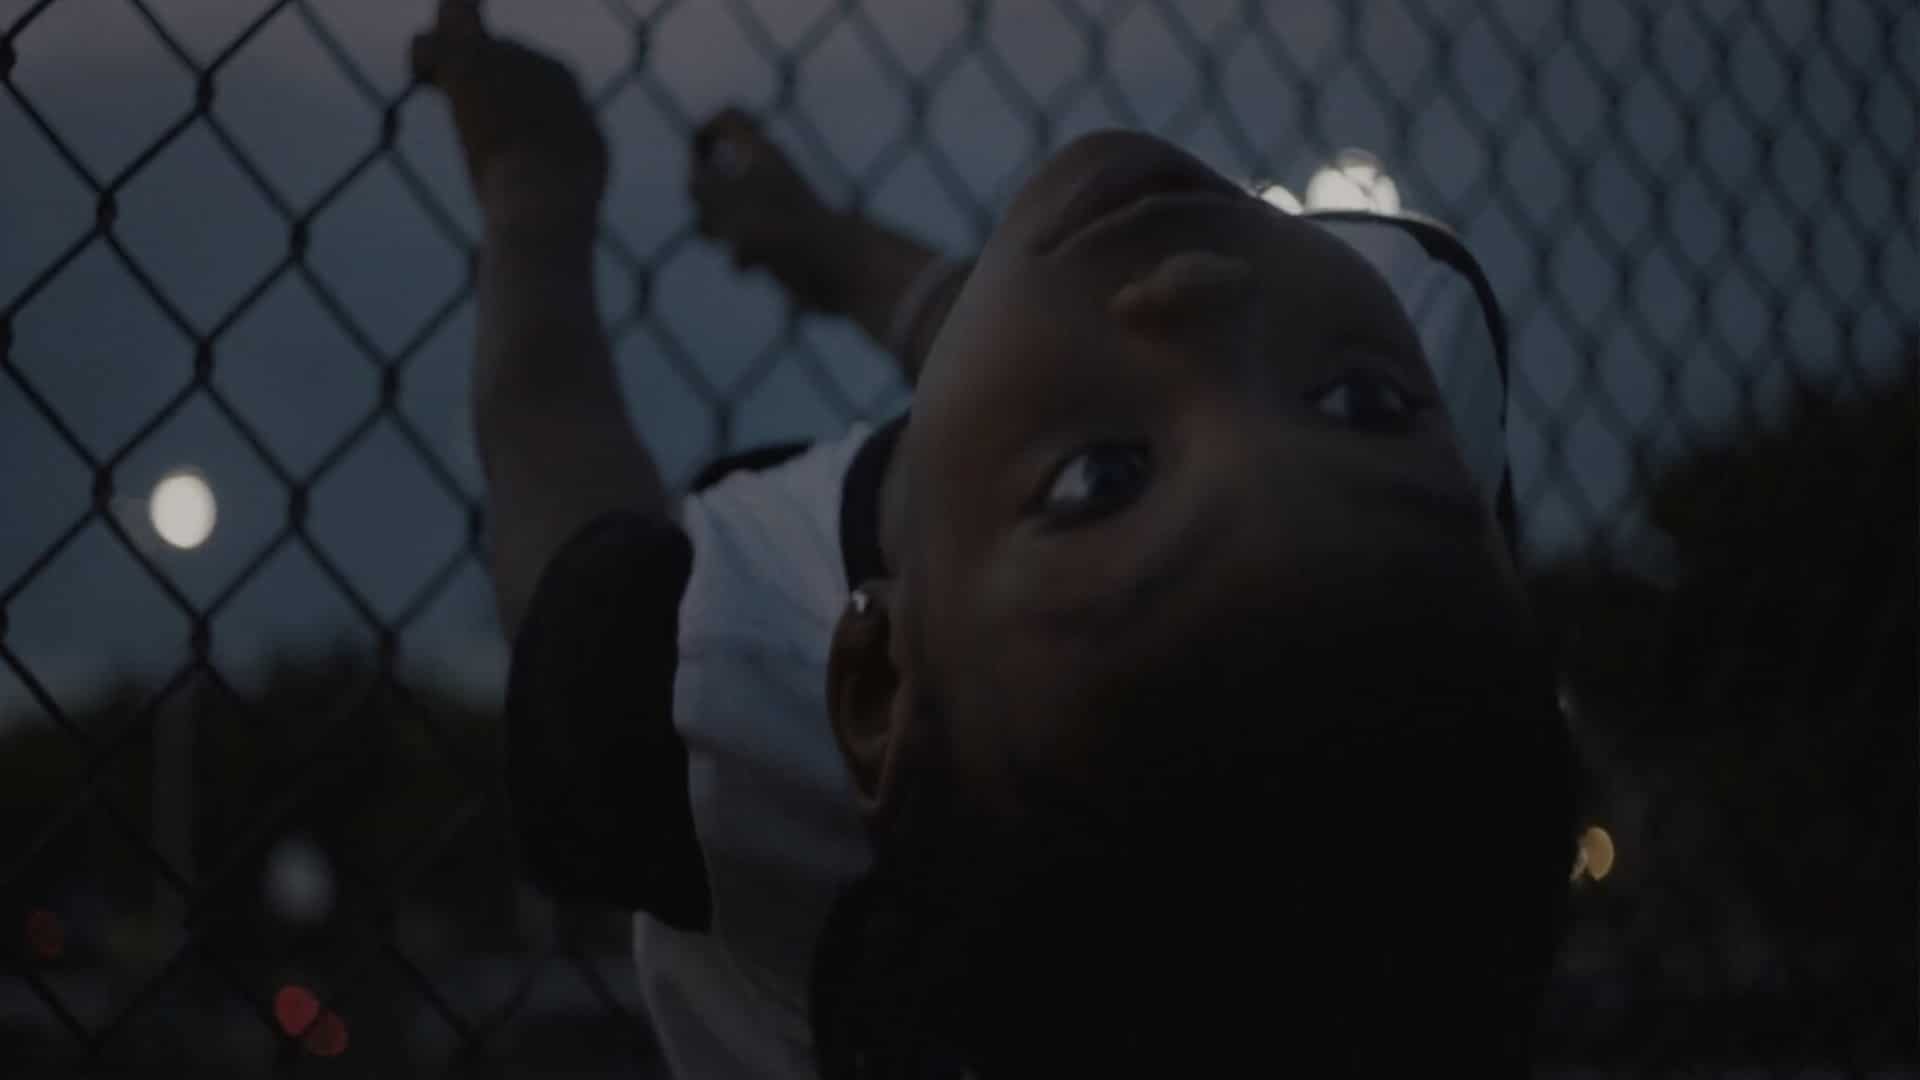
[411,0,608,238]
[690,108,846,311]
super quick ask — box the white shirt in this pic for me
[640,421,882,1079]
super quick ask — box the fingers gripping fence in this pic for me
[1,0,1914,1074]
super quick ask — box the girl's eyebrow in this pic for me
[1327,333,1435,390]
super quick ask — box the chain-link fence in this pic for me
[2,0,1914,1075]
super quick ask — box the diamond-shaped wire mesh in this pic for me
[2,0,1914,1074]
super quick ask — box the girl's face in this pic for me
[831,131,1522,825]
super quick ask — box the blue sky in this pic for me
[1,0,1914,722]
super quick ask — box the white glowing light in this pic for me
[1256,182,1303,214]
[264,838,336,925]
[1305,149,1401,214]
[149,469,217,550]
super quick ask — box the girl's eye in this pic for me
[1307,372,1430,433]
[1037,443,1151,525]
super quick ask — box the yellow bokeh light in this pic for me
[1572,826,1617,882]
[1581,826,1615,881]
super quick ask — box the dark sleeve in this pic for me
[503,510,711,932]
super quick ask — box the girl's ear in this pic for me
[827,580,910,821]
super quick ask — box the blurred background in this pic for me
[1,0,1914,1075]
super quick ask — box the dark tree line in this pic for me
[1533,366,1916,1066]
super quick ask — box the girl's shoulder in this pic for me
[676,415,904,648]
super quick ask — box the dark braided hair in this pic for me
[812,528,1579,1078]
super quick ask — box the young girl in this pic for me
[414,5,1576,1076]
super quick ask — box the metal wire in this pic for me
[1,0,1913,1074]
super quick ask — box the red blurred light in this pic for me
[303,1011,349,1057]
[274,985,320,1036]
[275,985,348,1057]
[25,909,64,961]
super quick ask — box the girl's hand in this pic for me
[689,108,845,311]
[411,0,608,237]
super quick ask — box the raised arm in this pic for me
[412,1,663,636]
[688,109,971,384]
